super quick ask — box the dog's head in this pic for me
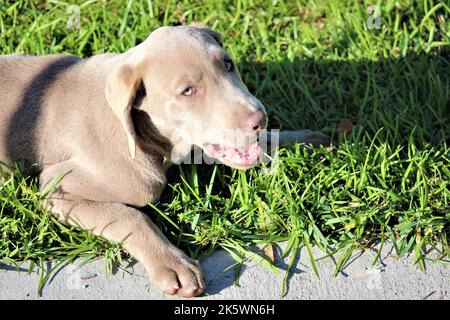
[105,25,267,169]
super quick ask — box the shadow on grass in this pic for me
[242,52,449,145]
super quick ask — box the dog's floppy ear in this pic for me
[190,23,223,46]
[105,63,144,159]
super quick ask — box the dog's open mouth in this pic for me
[203,142,261,169]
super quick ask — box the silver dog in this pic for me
[0,25,329,297]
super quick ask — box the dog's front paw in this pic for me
[146,250,205,298]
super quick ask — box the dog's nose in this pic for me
[241,110,266,131]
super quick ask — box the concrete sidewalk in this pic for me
[0,244,448,300]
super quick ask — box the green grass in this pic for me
[1,0,449,296]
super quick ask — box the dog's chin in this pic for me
[202,142,261,170]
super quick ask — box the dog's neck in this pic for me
[131,108,173,165]
[131,108,198,172]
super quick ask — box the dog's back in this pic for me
[0,55,81,166]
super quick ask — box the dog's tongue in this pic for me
[204,142,261,166]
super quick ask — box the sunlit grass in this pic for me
[0,0,449,296]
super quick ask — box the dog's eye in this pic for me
[224,57,234,72]
[181,87,196,96]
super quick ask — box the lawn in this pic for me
[0,0,449,295]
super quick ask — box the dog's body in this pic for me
[0,25,328,297]
[0,54,166,205]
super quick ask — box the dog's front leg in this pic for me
[46,199,204,297]
[39,164,204,297]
